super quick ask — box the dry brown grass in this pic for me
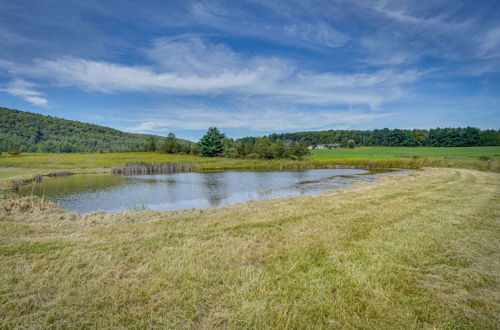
[0,168,498,328]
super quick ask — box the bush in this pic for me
[478,156,491,161]
[246,153,259,159]
[7,148,20,156]
[347,140,356,149]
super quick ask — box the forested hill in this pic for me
[266,127,500,147]
[0,107,190,153]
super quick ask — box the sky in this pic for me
[0,0,499,140]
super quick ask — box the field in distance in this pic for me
[310,146,500,159]
[0,146,499,181]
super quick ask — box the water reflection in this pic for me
[20,169,390,214]
[200,172,229,206]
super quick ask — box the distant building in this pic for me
[313,143,342,150]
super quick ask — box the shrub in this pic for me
[347,140,356,149]
[7,148,20,156]
[478,156,491,161]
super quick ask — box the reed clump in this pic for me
[112,162,197,175]
[33,174,43,183]
[47,171,74,177]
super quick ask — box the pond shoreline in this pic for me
[15,168,413,214]
[294,169,415,191]
[2,164,406,193]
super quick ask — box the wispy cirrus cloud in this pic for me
[128,106,392,132]
[478,26,500,59]
[190,1,348,50]
[283,21,349,48]
[0,79,48,106]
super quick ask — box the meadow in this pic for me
[310,146,500,159]
[0,146,499,182]
[0,168,498,328]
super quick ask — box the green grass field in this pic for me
[310,146,500,159]
[0,147,499,183]
[1,168,498,328]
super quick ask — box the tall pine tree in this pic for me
[198,127,225,157]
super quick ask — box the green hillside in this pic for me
[0,107,190,153]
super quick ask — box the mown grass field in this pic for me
[0,168,498,328]
[0,146,499,182]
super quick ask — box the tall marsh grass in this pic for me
[112,162,196,175]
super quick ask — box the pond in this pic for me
[20,169,400,214]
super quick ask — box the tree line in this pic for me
[143,134,198,155]
[266,127,500,147]
[2,107,498,157]
[198,127,310,159]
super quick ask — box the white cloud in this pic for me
[5,37,423,109]
[0,27,35,44]
[352,1,485,66]
[129,107,392,132]
[18,57,260,93]
[368,0,470,32]
[190,2,348,50]
[0,79,48,106]
[146,36,243,75]
[478,26,500,59]
[284,22,348,48]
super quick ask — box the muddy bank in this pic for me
[295,169,415,190]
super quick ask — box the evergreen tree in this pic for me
[198,127,225,157]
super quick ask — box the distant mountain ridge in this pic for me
[0,107,191,153]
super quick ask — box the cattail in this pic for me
[112,162,196,175]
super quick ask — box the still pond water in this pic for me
[20,169,394,214]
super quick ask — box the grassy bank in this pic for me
[0,146,499,183]
[0,168,498,328]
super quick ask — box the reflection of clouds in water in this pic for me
[252,171,276,192]
[26,169,400,214]
[160,177,179,204]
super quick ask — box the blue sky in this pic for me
[0,0,499,140]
